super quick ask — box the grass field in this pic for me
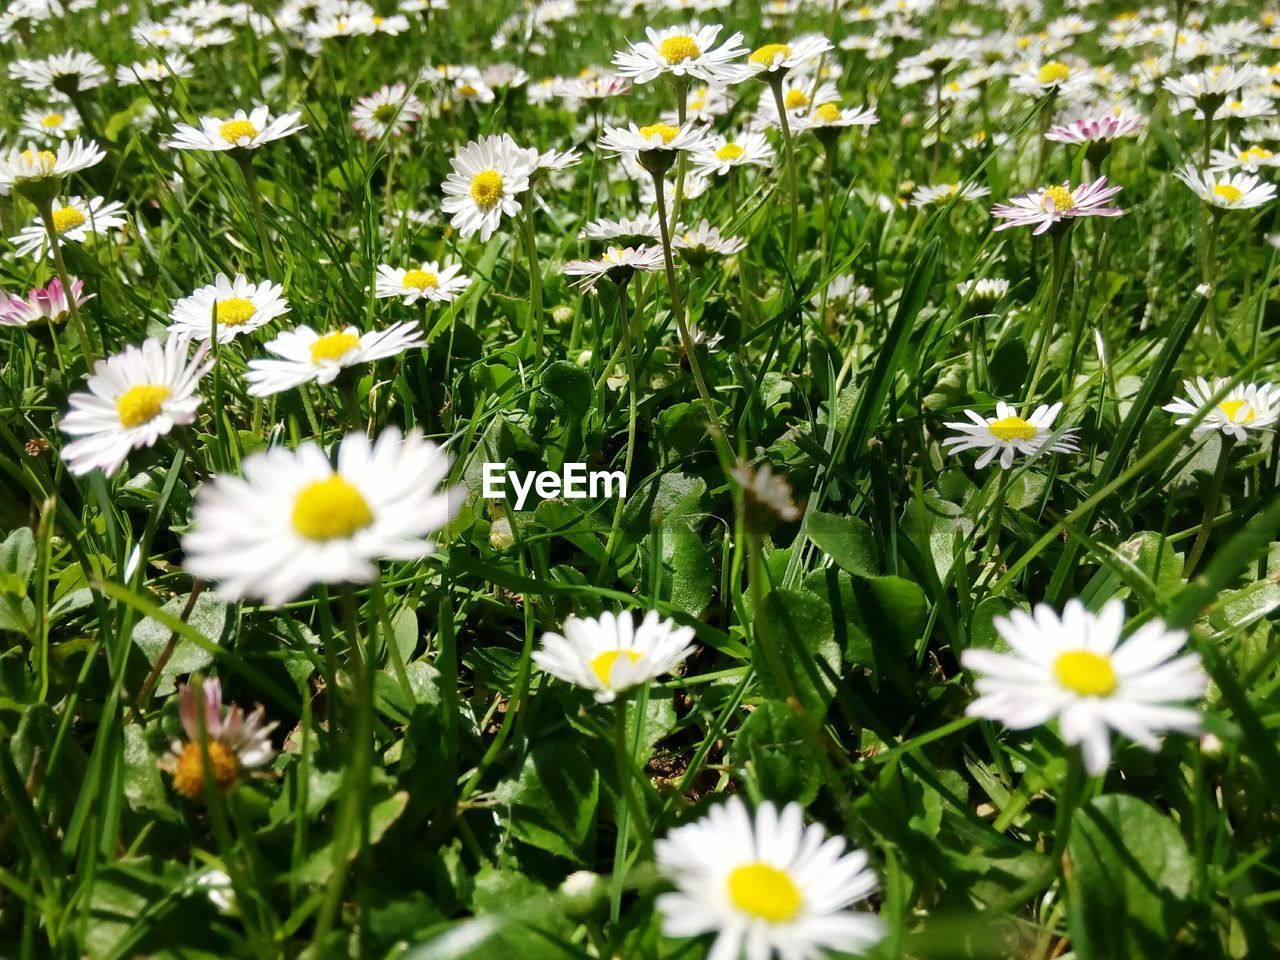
[0,0,1278,957]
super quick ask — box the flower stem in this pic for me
[519,195,544,354]
[236,154,279,283]
[1183,435,1234,578]
[768,76,800,260]
[1026,229,1068,399]
[36,196,94,365]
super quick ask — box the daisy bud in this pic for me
[489,517,515,551]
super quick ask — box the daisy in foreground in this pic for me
[167,107,305,152]
[1163,378,1278,442]
[655,797,885,960]
[440,134,536,241]
[59,334,211,477]
[991,177,1123,234]
[168,273,289,343]
[374,261,471,305]
[182,428,461,604]
[612,24,747,85]
[942,401,1079,469]
[961,599,1207,775]
[244,322,424,397]
[160,677,277,800]
[533,610,696,703]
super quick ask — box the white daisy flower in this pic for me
[440,134,537,242]
[612,23,748,86]
[19,107,81,140]
[533,610,696,703]
[655,796,886,960]
[160,677,278,800]
[744,35,833,77]
[9,195,127,260]
[1208,142,1280,174]
[580,214,662,244]
[182,427,461,605]
[752,80,840,129]
[350,83,425,140]
[167,107,306,152]
[599,121,710,160]
[957,277,1011,301]
[674,219,747,263]
[59,334,212,477]
[691,131,774,177]
[562,245,665,292]
[1009,59,1092,97]
[1163,378,1278,442]
[991,177,1124,234]
[374,261,471,305]
[793,100,880,133]
[168,273,290,343]
[962,599,1207,776]
[0,139,105,193]
[942,401,1079,469]
[910,181,992,207]
[1045,107,1146,145]
[244,322,424,397]
[133,19,195,48]
[9,51,107,94]
[1173,166,1278,210]
[116,55,194,86]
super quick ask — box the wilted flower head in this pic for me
[160,677,278,800]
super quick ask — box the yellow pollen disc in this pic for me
[172,740,239,798]
[815,102,842,122]
[116,384,171,428]
[1053,650,1117,697]
[51,206,86,233]
[1017,36,1031,49]
[1226,100,1243,111]
[987,415,1037,442]
[1041,184,1076,212]
[458,83,478,97]
[1217,399,1254,423]
[603,247,625,264]
[749,43,792,67]
[218,119,259,143]
[469,169,504,208]
[22,148,57,170]
[658,34,702,64]
[858,5,872,14]
[727,862,803,923]
[1037,61,1071,84]
[590,649,642,687]
[716,142,746,161]
[1212,183,1242,204]
[373,103,399,122]
[291,474,374,541]
[784,88,810,109]
[309,330,361,363]
[216,297,257,326]
[1241,147,1272,162]
[639,122,679,144]
[372,15,384,25]
[403,269,439,290]
[41,113,65,128]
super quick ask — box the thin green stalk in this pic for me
[1183,436,1234,578]
[1026,228,1068,400]
[236,154,279,282]
[35,196,94,365]
[519,196,544,353]
[608,697,648,923]
[768,76,800,259]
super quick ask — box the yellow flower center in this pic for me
[116,384,171,428]
[403,269,439,290]
[1041,184,1076,212]
[216,297,257,327]
[22,148,57,172]
[1217,399,1254,423]
[638,123,680,144]
[658,34,702,64]
[1053,650,1117,697]
[590,649,642,687]
[1037,61,1071,85]
[1241,147,1273,163]
[858,5,873,15]
[51,205,86,233]
[172,740,240,799]
[309,330,361,364]
[373,103,399,122]
[291,474,374,541]
[602,247,625,264]
[469,169,504,208]
[987,415,1037,442]
[715,142,746,161]
[749,43,792,67]
[1212,183,1242,204]
[1226,100,1243,111]
[458,83,478,97]
[815,102,842,122]
[219,119,259,143]
[726,862,803,923]
[784,88,810,109]
[41,113,65,128]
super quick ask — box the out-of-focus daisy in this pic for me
[794,100,879,134]
[691,131,774,176]
[815,273,873,313]
[1163,378,1278,442]
[351,83,425,140]
[910,181,991,207]
[752,79,839,129]
[562,245,664,292]
[991,177,1123,234]
[957,277,1011,301]
[581,214,662,245]
[533,610,696,703]
[182,428,461,605]
[0,139,105,196]
[655,796,885,960]
[244,322,424,397]
[374,261,471,305]
[10,195,127,260]
[59,334,211,477]
[19,107,81,140]
[943,401,1079,469]
[555,72,631,102]
[440,134,537,241]
[1009,59,1091,97]
[962,599,1207,776]
[168,273,290,343]
[731,459,803,531]
[167,107,306,152]
[1045,108,1146,145]
[116,55,194,86]
[674,219,746,264]
[0,277,93,328]
[1174,166,1277,210]
[451,70,496,106]
[9,51,107,94]
[744,35,833,78]
[1163,65,1263,114]
[612,24,747,85]
[133,19,195,48]
[1208,142,1280,174]
[160,677,277,800]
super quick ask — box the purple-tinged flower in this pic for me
[0,277,93,327]
[991,178,1124,235]
[1045,109,1146,145]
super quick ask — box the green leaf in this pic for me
[539,360,591,419]
[733,699,823,804]
[759,588,840,710]
[807,512,879,578]
[640,519,716,616]
[130,592,228,700]
[493,743,598,861]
